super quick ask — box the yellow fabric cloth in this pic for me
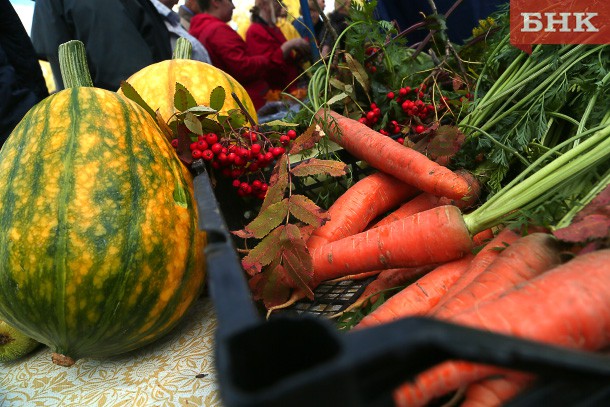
[0,298,220,406]
[277,17,302,40]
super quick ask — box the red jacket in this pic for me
[245,21,300,93]
[189,14,281,110]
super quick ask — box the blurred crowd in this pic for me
[2,0,505,143]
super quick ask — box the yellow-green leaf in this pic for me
[289,123,324,155]
[289,194,329,228]
[290,158,348,177]
[245,198,289,239]
[262,155,289,210]
[345,53,369,93]
[241,226,284,275]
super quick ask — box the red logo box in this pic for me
[510,0,610,53]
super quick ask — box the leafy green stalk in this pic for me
[464,116,610,234]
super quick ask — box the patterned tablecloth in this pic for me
[0,298,220,407]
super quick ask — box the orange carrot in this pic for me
[461,374,535,407]
[371,193,442,229]
[393,249,610,407]
[336,265,437,316]
[314,109,473,200]
[371,170,481,229]
[430,232,562,320]
[310,205,474,284]
[307,171,419,252]
[427,228,520,316]
[355,255,474,329]
[471,228,495,246]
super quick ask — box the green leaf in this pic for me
[290,158,348,177]
[181,105,217,116]
[289,194,329,228]
[241,226,284,275]
[183,112,203,135]
[262,155,289,210]
[261,119,299,128]
[327,92,349,106]
[119,81,157,119]
[227,109,247,128]
[209,86,226,111]
[200,117,224,134]
[245,198,289,239]
[174,82,198,112]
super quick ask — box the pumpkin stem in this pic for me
[58,40,94,89]
[173,37,193,60]
[51,352,76,367]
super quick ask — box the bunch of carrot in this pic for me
[297,108,610,405]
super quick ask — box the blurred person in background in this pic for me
[31,0,172,91]
[179,0,201,30]
[292,0,324,62]
[189,0,308,110]
[150,0,211,63]
[319,0,351,58]
[246,0,309,94]
[1,0,49,146]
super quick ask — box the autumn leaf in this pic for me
[261,155,289,210]
[279,224,314,299]
[427,125,465,159]
[289,124,324,155]
[248,268,290,307]
[175,123,194,165]
[241,226,284,275]
[289,194,329,228]
[155,110,174,142]
[344,53,369,93]
[244,199,289,239]
[291,158,348,177]
[554,186,610,245]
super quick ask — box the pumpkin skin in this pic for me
[0,87,206,362]
[119,59,258,124]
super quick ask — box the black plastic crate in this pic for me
[191,161,610,407]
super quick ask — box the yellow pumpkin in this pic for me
[119,59,258,124]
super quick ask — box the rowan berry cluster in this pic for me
[172,128,298,199]
[358,83,451,144]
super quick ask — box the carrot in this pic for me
[371,170,481,229]
[334,265,436,317]
[461,374,535,407]
[430,232,561,320]
[371,193,442,229]
[427,227,521,316]
[393,249,610,407]
[471,228,495,246]
[355,255,474,329]
[314,109,474,201]
[307,171,419,252]
[310,205,474,283]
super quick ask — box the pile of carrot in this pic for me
[288,109,610,405]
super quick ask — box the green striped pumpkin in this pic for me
[0,85,207,365]
[119,59,258,124]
